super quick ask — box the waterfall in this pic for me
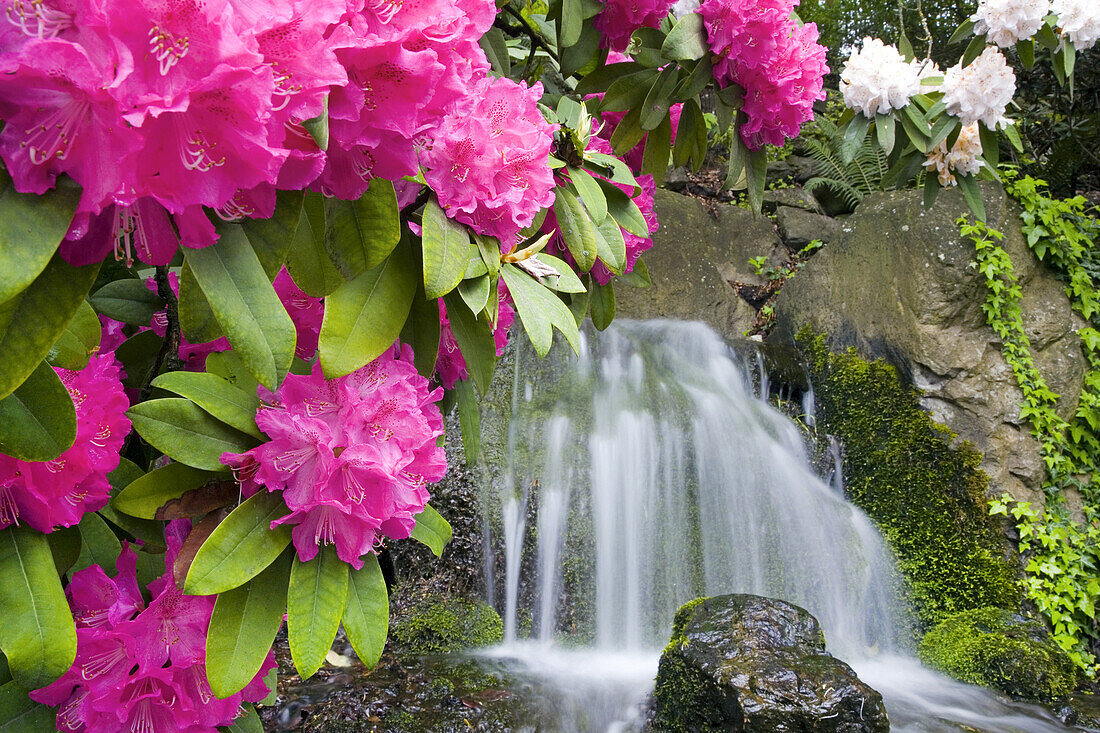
[481,320,1072,732]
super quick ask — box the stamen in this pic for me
[148,25,189,75]
[80,644,127,680]
[313,507,337,545]
[5,0,72,38]
[0,485,19,527]
[22,99,88,165]
[214,193,255,221]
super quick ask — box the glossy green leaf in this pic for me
[569,168,607,224]
[400,285,441,379]
[422,198,473,299]
[341,554,389,669]
[745,147,767,215]
[946,17,977,45]
[840,113,871,164]
[185,492,294,596]
[114,462,220,519]
[128,398,257,471]
[559,0,582,46]
[532,254,586,293]
[288,546,348,680]
[454,378,480,464]
[661,13,707,61]
[600,70,659,112]
[0,360,75,461]
[442,291,497,396]
[0,680,57,732]
[152,371,263,440]
[500,264,581,357]
[641,112,672,182]
[458,274,491,315]
[617,258,651,288]
[48,300,101,370]
[0,527,76,690]
[575,61,643,95]
[178,263,226,344]
[205,350,260,396]
[287,193,343,297]
[479,27,510,75]
[672,56,713,103]
[186,224,296,390]
[319,239,417,378]
[242,190,305,280]
[597,179,649,236]
[303,97,329,151]
[874,114,896,156]
[323,180,400,280]
[594,215,627,275]
[560,22,599,77]
[553,186,598,272]
[957,174,986,222]
[590,280,616,331]
[640,67,678,131]
[0,170,81,306]
[0,253,99,400]
[219,705,264,733]
[115,330,162,391]
[72,512,121,575]
[609,107,646,155]
[89,278,164,326]
[48,527,81,577]
[206,550,292,698]
[410,504,452,557]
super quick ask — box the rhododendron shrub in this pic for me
[0,0,837,725]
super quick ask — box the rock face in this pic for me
[652,594,889,732]
[772,183,1087,503]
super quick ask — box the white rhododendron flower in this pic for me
[972,0,1050,47]
[840,38,922,118]
[671,0,700,19]
[942,47,1016,129]
[1052,0,1100,49]
[924,123,984,187]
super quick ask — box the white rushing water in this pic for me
[481,320,1074,732]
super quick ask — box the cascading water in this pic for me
[480,320,1074,732]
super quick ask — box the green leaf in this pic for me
[178,263,226,344]
[400,285,441,379]
[458,274,491,315]
[286,193,343,297]
[560,22,600,78]
[48,526,81,578]
[575,61,643,95]
[957,174,986,222]
[559,0,582,46]
[641,112,673,182]
[978,123,999,167]
[410,504,452,557]
[115,329,162,391]
[114,462,220,519]
[1016,38,1035,68]
[1034,22,1059,50]
[640,67,678,132]
[0,169,81,306]
[617,258,651,287]
[206,549,292,698]
[219,705,264,733]
[0,680,57,731]
[127,398,258,471]
[241,190,305,280]
[874,114,896,156]
[0,253,99,400]
[598,179,649,236]
[454,377,480,464]
[0,360,75,461]
[185,491,294,596]
[947,18,977,45]
[422,198,473,299]
[672,56,713,103]
[0,527,76,690]
[442,291,497,396]
[569,168,608,224]
[553,186,598,272]
[840,113,871,163]
[319,238,417,378]
[323,180,400,280]
[186,224,296,390]
[589,280,615,331]
[532,254,586,293]
[302,97,329,151]
[608,107,646,155]
[152,371,263,440]
[48,300,101,370]
[341,554,389,669]
[745,148,767,215]
[72,511,121,575]
[962,34,986,65]
[500,264,580,357]
[89,278,164,326]
[600,70,660,112]
[673,98,700,168]
[205,350,260,396]
[923,174,941,209]
[661,13,707,60]
[594,215,627,275]
[288,546,348,680]
[479,27,510,75]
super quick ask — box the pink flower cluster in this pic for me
[697,0,828,148]
[0,0,556,266]
[0,355,129,533]
[594,0,677,51]
[221,345,446,568]
[32,522,274,732]
[273,268,324,360]
[436,291,516,389]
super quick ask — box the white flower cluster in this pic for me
[972,0,1050,47]
[942,47,1016,129]
[671,0,700,19]
[840,38,922,118]
[924,123,984,187]
[1052,0,1100,49]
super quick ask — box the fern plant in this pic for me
[800,117,890,214]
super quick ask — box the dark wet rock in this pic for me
[918,607,1078,703]
[1058,692,1100,730]
[762,187,824,214]
[652,594,889,732]
[776,206,841,247]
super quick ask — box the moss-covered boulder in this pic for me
[390,596,503,656]
[918,607,1077,702]
[652,595,889,732]
[797,332,1020,629]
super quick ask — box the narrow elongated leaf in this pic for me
[186,225,296,390]
[594,216,627,275]
[946,18,977,45]
[569,168,607,224]
[128,399,257,471]
[400,285,441,379]
[0,360,75,461]
[661,13,707,60]
[178,263,226,344]
[454,378,480,464]
[0,169,80,306]
[640,68,678,131]
[575,61,643,95]
[609,107,646,155]
[641,113,673,182]
[874,114,896,155]
[673,99,699,167]
[840,114,871,163]
[421,198,473,299]
[114,463,220,519]
[48,301,102,370]
[532,254,586,293]
[205,350,260,396]
[956,174,986,222]
[72,512,121,575]
[672,56,713,102]
[286,194,343,297]
[745,147,767,215]
[553,187,598,272]
[0,680,57,731]
[442,291,496,396]
[323,181,400,280]
[617,258,651,287]
[288,546,348,680]
[458,274,491,315]
[479,27,510,75]
[0,527,76,690]
[341,554,388,668]
[185,492,294,596]
[303,97,329,151]
[410,505,452,557]
[0,253,99,400]
[152,371,263,440]
[559,0,582,46]
[220,705,263,733]
[600,70,659,112]
[242,190,305,280]
[319,240,417,378]
[597,180,649,236]
[89,278,164,326]
[206,550,292,698]
[560,22,600,77]
[590,280,616,331]
[500,265,580,356]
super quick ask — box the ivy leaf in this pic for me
[288,546,348,680]
[0,360,76,461]
[341,554,389,669]
[0,169,81,306]
[323,180,400,280]
[409,504,452,557]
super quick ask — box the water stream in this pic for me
[480,320,1074,732]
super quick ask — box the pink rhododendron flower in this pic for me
[698,0,828,148]
[0,354,129,532]
[32,522,275,732]
[594,0,676,51]
[273,267,324,360]
[421,75,558,246]
[436,291,516,389]
[221,345,446,568]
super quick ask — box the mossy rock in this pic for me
[796,331,1020,629]
[918,607,1078,702]
[390,596,503,656]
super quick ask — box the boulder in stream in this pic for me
[651,594,890,732]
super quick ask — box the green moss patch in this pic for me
[390,596,503,656]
